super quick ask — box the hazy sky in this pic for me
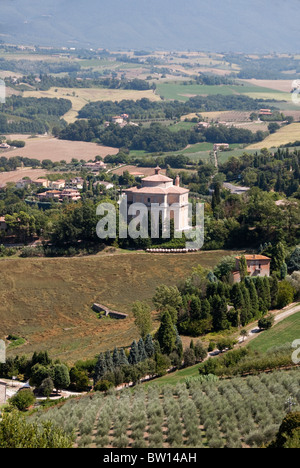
[1,0,300,52]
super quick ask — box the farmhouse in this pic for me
[124,166,190,231]
[233,254,271,283]
[60,188,81,201]
[16,178,32,189]
[49,180,66,190]
[213,143,229,151]
[84,161,107,172]
[32,179,49,188]
[259,109,272,116]
[93,181,114,190]
[37,190,61,200]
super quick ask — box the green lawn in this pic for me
[248,311,300,353]
[156,81,288,102]
[145,363,201,387]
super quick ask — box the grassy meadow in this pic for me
[0,249,240,363]
[247,122,300,149]
[156,81,290,102]
[248,312,300,353]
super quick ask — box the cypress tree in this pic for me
[128,340,140,365]
[231,283,245,311]
[239,255,248,282]
[240,284,252,326]
[157,311,176,355]
[263,277,272,311]
[105,350,114,372]
[119,348,129,366]
[189,295,202,321]
[138,338,147,362]
[144,334,155,359]
[112,347,120,368]
[211,294,229,331]
[270,275,279,309]
[94,353,107,383]
[201,298,211,320]
[246,278,260,318]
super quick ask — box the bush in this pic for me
[258,314,274,330]
[277,281,295,309]
[10,390,35,411]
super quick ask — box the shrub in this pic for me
[10,390,35,411]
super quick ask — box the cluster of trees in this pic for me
[0,350,94,397]
[94,301,208,391]
[59,120,265,152]
[194,74,236,86]
[0,58,81,75]
[77,94,266,122]
[93,336,158,389]
[9,74,155,92]
[151,245,295,339]
[0,96,71,134]
[225,53,300,80]
[220,148,300,198]
[198,344,298,378]
[0,155,40,172]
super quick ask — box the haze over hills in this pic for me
[1,0,300,53]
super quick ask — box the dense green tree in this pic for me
[210,294,229,331]
[132,301,152,339]
[94,353,107,384]
[10,390,35,411]
[128,340,140,365]
[52,364,70,393]
[138,338,147,362]
[156,311,177,355]
[144,334,155,359]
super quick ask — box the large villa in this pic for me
[123,166,190,232]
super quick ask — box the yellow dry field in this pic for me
[23,87,162,123]
[0,168,50,187]
[247,122,300,149]
[243,79,294,93]
[1,135,119,164]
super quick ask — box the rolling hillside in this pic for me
[0,249,239,363]
[1,0,300,53]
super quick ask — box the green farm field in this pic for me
[248,312,300,353]
[156,81,290,102]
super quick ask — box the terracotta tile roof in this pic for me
[142,174,173,182]
[236,255,271,261]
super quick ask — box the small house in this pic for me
[233,255,271,283]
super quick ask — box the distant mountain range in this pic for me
[1,0,300,53]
